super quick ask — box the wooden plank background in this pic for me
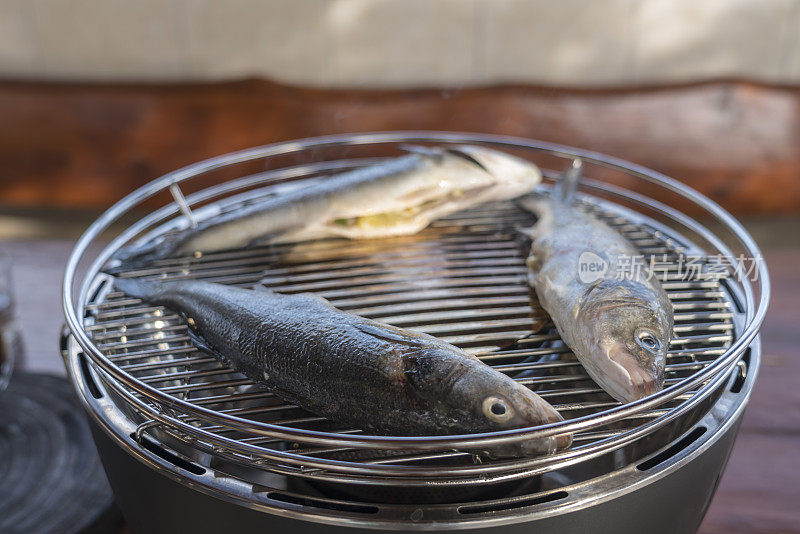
[2,79,799,215]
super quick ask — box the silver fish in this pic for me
[113,278,571,457]
[109,145,541,271]
[518,160,673,403]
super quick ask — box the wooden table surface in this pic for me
[1,214,797,534]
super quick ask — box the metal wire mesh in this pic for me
[82,197,735,473]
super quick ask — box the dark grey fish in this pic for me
[113,278,570,457]
[108,146,541,272]
[518,160,673,403]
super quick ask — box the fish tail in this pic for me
[553,158,583,204]
[113,276,164,300]
[103,234,183,275]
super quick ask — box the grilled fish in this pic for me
[518,160,673,403]
[113,278,570,457]
[109,145,541,271]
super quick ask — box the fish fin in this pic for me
[113,277,163,300]
[253,284,341,317]
[105,233,187,274]
[245,221,318,247]
[400,144,490,171]
[264,225,329,245]
[352,320,421,345]
[354,321,481,367]
[516,195,547,216]
[526,289,551,334]
[252,282,293,298]
[528,313,550,336]
[525,253,542,274]
[552,158,583,204]
[440,146,489,172]
[352,320,462,355]
[185,328,231,367]
[253,282,327,304]
[516,195,555,240]
[398,144,445,161]
[252,282,273,293]
[267,385,308,407]
[515,224,537,241]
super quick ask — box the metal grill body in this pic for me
[61,132,768,531]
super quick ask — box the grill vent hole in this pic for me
[131,434,206,475]
[266,492,379,515]
[637,426,707,471]
[457,490,568,515]
[79,354,103,399]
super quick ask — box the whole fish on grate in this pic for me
[108,145,541,272]
[113,278,571,457]
[519,160,673,403]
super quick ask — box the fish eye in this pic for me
[482,396,514,423]
[636,329,661,351]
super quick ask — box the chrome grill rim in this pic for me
[62,132,770,475]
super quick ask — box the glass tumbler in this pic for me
[0,253,22,392]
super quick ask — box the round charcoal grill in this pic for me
[61,132,769,533]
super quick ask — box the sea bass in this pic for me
[109,145,541,271]
[518,160,673,403]
[113,278,570,457]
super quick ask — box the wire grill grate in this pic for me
[83,198,734,471]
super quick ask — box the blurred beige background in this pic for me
[1,4,799,532]
[2,0,800,87]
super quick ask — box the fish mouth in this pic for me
[514,391,572,455]
[519,424,572,456]
[486,412,571,458]
[601,342,661,403]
